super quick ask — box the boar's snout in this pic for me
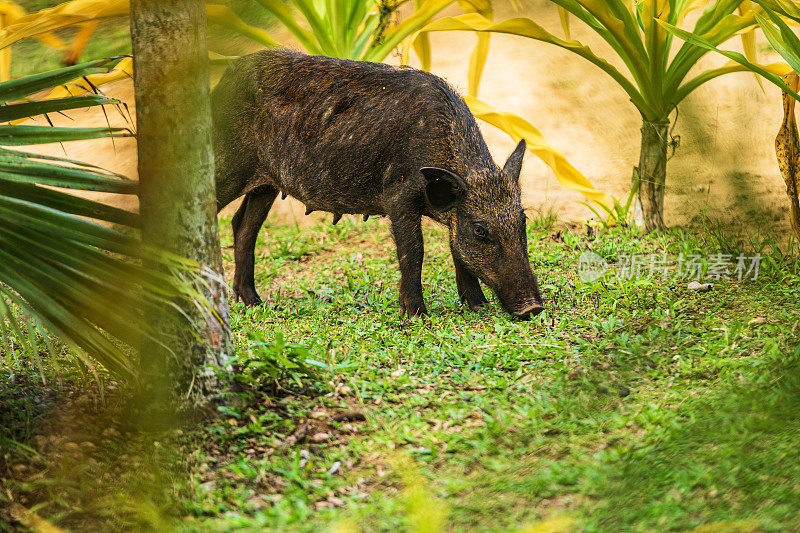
[493,271,545,320]
[499,262,546,320]
[511,300,545,320]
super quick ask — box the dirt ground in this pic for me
[23,0,795,234]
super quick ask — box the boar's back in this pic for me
[212,49,492,215]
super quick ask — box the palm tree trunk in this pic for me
[131,0,234,419]
[632,119,669,232]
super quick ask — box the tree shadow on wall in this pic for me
[671,83,788,234]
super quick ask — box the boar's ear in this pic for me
[502,139,527,181]
[420,167,467,212]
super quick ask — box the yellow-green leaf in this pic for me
[365,0,455,62]
[417,13,652,116]
[0,0,66,50]
[642,0,669,89]
[676,0,710,24]
[411,0,433,70]
[557,5,570,40]
[457,0,493,97]
[468,33,490,96]
[0,0,129,50]
[206,4,280,49]
[464,94,608,203]
[253,0,320,54]
[411,30,432,70]
[738,0,763,89]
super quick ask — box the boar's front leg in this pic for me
[231,185,278,305]
[389,211,428,318]
[452,252,489,311]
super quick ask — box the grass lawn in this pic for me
[2,214,799,532]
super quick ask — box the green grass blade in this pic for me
[624,179,640,213]
[579,200,612,227]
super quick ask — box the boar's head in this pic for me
[421,139,544,319]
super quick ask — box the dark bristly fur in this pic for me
[213,49,544,319]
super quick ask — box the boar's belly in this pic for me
[275,170,386,216]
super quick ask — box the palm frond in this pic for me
[0,60,214,380]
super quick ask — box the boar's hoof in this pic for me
[281,191,287,200]
[332,213,342,225]
[458,285,489,311]
[234,287,262,307]
[400,297,428,319]
[461,292,489,312]
[467,301,487,312]
[242,295,263,307]
[363,214,370,222]
[305,207,313,215]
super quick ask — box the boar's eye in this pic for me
[473,223,488,240]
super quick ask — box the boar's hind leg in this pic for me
[452,252,489,311]
[389,212,428,318]
[231,185,278,306]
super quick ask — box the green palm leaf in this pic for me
[0,60,213,380]
[659,19,800,102]
[0,57,119,103]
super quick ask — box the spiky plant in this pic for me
[0,58,217,380]
[418,0,787,231]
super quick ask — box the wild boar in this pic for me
[213,49,544,319]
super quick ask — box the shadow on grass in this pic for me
[589,343,800,532]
